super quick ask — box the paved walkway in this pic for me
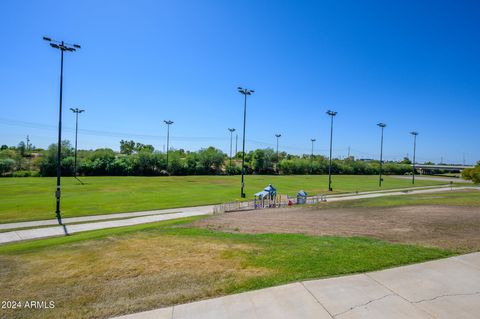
[0,208,212,244]
[0,205,214,230]
[392,175,472,183]
[113,253,480,319]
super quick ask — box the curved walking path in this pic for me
[112,252,480,319]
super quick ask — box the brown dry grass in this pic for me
[0,233,270,319]
[194,205,480,253]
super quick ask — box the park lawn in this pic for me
[0,216,453,319]
[322,189,480,209]
[0,175,451,223]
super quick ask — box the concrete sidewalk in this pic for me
[0,205,214,230]
[0,209,211,244]
[113,253,480,319]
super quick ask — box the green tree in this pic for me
[120,140,136,155]
[462,161,480,184]
[0,158,15,175]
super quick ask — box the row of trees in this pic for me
[0,143,41,176]
[0,140,422,177]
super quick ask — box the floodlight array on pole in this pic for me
[326,110,337,191]
[70,107,85,183]
[238,87,254,198]
[164,120,174,169]
[228,128,236,166]
[377,123,386,187]
[410,131,419,184]
[43,36,81,233]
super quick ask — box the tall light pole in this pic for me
[43,36,80,232]
[326,110,337,191]
[70,107,85,183]
[275,134,281,167]
[235,134,238,155]
[238,87,254,198]
[377,123,386,187]
[164,120,174,169]
[228,128,236,166]
[310,138,316,173]
[410,131,419,184]
[311,138,316,157]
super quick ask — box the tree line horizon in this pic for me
[2,139,474,178]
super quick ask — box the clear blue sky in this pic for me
[1,0,479,164]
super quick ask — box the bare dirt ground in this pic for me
[193,205,480,253]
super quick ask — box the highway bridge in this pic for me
[412,164,474,173]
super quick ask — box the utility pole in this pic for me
[326,110,337,191]
[43,36,81,234]
[377,123,386,187]
[228,128,236,166]
[410,131,419,184]
[238,87,254,198]
[164,120,174,170]
[70,108,85,183]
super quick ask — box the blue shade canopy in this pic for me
[255,184,277,198]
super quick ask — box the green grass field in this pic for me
[0,175,452,223]
[324,189,480,208]
[0,216,452,319]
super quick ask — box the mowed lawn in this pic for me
[0,175,450,223]
[0,216,452,319]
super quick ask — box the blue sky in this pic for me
[1,0,479,164]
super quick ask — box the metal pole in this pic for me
[235,134,238,155]
[412,134,417,184]
[166,124,170,168]
[241,93,247,198]
[276,136,279,160]
[378,123,386,187]
[310,138,315,174]
[44,36,80,235]
[230,130,233,166]
[327,111,336,191]
[379,126,384,186]
[55,44,64,226]
[74,110,79,177]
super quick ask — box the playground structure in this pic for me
[254,184,277,208]
[213,184,327,214]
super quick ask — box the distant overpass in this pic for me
[412,164,474,172]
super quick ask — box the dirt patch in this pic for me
[193,205,480,253]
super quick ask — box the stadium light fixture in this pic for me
[164,120,174,169]
[70,108,85,184]
[228,128,236,167]
[326,110,337,191]
[377,123,386,187]
[44,36,81,234]
[410,131,419,184]
[238,87,254,198]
